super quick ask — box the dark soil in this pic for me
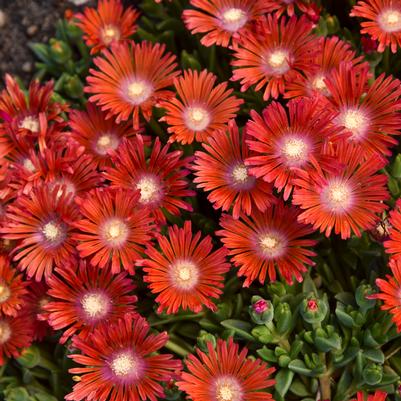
[0,0,95,86]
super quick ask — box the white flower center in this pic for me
[111,352,137,377]
[81,292,110,319]
[232,164,249,183]
[215,376,243,401]
[102,218,129,246]
[0,321,11,344]
[95,133,119,155]
[311,73,330,96]
[136,176,160,204]
[378,9,401,33]
[170,260,199,290]
[0,282,10,303]
[23,158,36,172]
[338,108,369,139]
[184,106,211,131]
[281,137,308,165]
[126,79,153,105]
[42,221,64,243]
[266,49,290,75]
[221,8,248,32]
[101,24,121,45]
[323,180,352,212]
[19,116,39,133]
[259,232,286,258]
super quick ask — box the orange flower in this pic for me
[86,41,179,129]
[75,0,140,54]
[160,69,243,144]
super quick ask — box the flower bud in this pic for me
[197,330,216,352]
[275,302,292,334]
[355,284,376,312]
[64,74,84,99]
[49,39,72,64]
[362,363,383,385]
[249,296,274,325]
[16,345,41,368]
[300,297,328,325]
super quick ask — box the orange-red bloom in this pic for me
[325,62,401,159]
[384,200,401,261]
[351,0,401,52]
[231,13,318,100]
[265,0,317,17]
[0,255,28,317]
[0,313,33,365]
[86,41,179,129]
[67,314,182,401]
[292,144,389,239]
[44,260,137,343]
[160,69,243,144]
[177,338,275,401]
[353,391,387,401]
[245,97,336,200]
[142,221,229,314]
[0,185,79,281]
[75,0,140,54]
[182,0,274,48]
[285,36,367,100]
[371,259,401,332]
[73,188,155,274]
[104,135,195,222]
[193,121,274,218]
[217,201,317,286]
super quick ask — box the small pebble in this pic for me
[0,10,6,28]
[22,62,32,73]
[27,25,38,36]
[68,0,90,4]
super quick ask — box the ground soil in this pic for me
[0,0,95,86]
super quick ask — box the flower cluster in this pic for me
[1,0,401,400]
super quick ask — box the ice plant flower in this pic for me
[43,260,137,343]
[245,97,337,200]
[142,220,230,314]
[69,103,140,167]
[265,0,316,17]
[0,185,79,281]
[370,259,401,332]
[325,62,401,159]
[182,0,274,48]
[384,200,401,261]
[67,314,182,401]
[160,69,243,144]
[104,135,195,223]
[231,13,318,100]
[285,36,367,99]
[292,144,389,239]
[75,0,140,54]
[0,255,28,317]
[217,201,317,286]
[351,0,401,53]
[192,121,274,218]
[85,40,179,129]
[353,390,387,401]
[177,338,275,401]
[73,188,155,274]
[0,313,33,365]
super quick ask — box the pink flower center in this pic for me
[337,107,370,140]
[214,376,243,401]
[322,179,353,213]
[258,232,286,258]
[102,218,129,247]
[311,73,330,96]
[0,321,11,344]
[265,49,291,75]
[229,163,255,190]
[95,133,120,156]
[41,220,66,247]
[170,259,200,291]
[108,350,144,383]
[220,8,248,32]
[80,291,111,321]
[124,79,153,105]
[280,136,309,167]
[378,8,401,33]
[136,175,162,204]
[184,106,211,131]
[307,299,318,311]
[19,115,39,133]
[101,24,121,45]
[253,299,268,314]
[0,281,10,304]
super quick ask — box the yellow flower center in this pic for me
[215,377,242,401]
[282,137,308,164]
[0,282,10,303]
[323,180,352,212]
[221,8,247,32]
[111,353,137,377]
[23,158,36,172]
[19,116,39,133]
[267,49,290,75]
[170,260,199,290]
[185,106,211,131]
[379,9,401,32]
[103,218,129,246]
[95,133,119,156]
[81,293,110,319]
[232,164,249,183]
[259,233,285,258]
[42,222,63,243]
[0,321,11,344]
[101,25,121,45]
[126,80,153,105]
[339,108,369,139]
[136,176,160,204]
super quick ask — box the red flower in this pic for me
[217,201,317,286]
[0,255,28,317]
[384,200,401,261]
[182,0,274,48]
[75,0,140,54]
[104,135,195,223]
[142,221,229,314]
[325,62,401,159]
[160,69,243,144]
[292,144,389,240]
[371,259,401,332]
[193,121,274,218]
[353,391,387,401]
[231,14,318,100]
[351,0,401,53]
[0,184,79,281]
[265,0,317,17]
[361,35,379,53]
[85,41,179,129]
[285,36,367,100]
[245,97,337,200]
[67,314,182,401]
[69,103,140,167]
[0,313,33,365]
[177,338,275,401]
[73,188,155,274]
[43,260,137,344]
